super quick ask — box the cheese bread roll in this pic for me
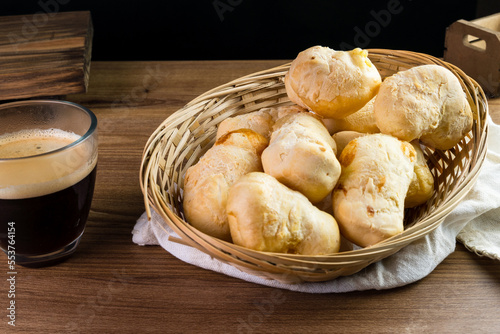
[216,105,307,141]
[216,109,274,141]
[333,134,416,247]
[323,97,379,134]
[331,131,366,159]
[183,129,268,241]
[332,132,434,208]
[373,64,473,150]
[227,172,341,255]
[285,46,381,119]
[405,140,434,208]
[261,112,340,203]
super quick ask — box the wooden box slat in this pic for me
[444,13,500,97]
[0,11,92,101]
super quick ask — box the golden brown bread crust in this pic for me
[333,134,416,247]
[261,112,341,203]
[405,140,435,208]
[227,172,341,255]
[373,64,473,150]
[284,46,381,119]
[323,96,379,134]
[215,105,307,141]
[183,129,268,241]
[216,110,274,141]
[331,131,366,159]
[215,128,268,154]
[332,132,435,208]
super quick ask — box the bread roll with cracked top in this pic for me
[261,111,341,203]
[284,46,381,119]
[323,97,379,134]
[373,64,473,150]
[227,172,341,255]
[183,129,268,241]
[332,132,434,208]
[333,134,416,247]
[216,105,306,141]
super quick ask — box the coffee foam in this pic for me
[0,128,76,159]
[0,129,97,199]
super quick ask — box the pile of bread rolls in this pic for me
[183,46,473,255]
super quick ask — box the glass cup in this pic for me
[0,100,98,267]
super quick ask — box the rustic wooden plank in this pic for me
[0,11,92,101]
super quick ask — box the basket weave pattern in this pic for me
[140,50,489,283]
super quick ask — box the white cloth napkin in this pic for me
[132,118,500,293]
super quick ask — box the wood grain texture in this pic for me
[0,11,92,101]
[1,60,499,333]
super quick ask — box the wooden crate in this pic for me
[444,12,500,97]
[0,11,93,101]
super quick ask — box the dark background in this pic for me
[2,0,500,61]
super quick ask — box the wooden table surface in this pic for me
[2,60,500,333]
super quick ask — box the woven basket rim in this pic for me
[140,49,489,282]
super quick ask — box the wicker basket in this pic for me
[140,49,489,283]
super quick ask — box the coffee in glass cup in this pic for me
[0,100,98,267]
